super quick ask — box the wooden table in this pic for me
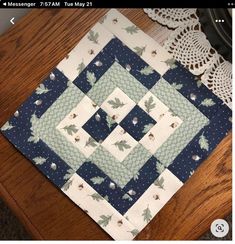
[0,9,232,240]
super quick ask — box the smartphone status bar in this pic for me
[0,0,233,8]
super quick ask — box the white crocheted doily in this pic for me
[202,59,232,109]
[144,8,232,109]
[143,8,198,29]
[163,19,220,75]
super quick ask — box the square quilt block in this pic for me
[119,105,157,141]
[101,125,139,162]
[1,10,232,240]
[101,87,136,123]
[82,108,118,142]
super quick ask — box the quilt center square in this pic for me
[54,60,188,177]
[31,44,208,203]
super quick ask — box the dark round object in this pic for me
[197,9,232,62]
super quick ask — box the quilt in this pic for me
[1,9,232,240]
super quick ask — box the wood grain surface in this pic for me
[0,9,232,240]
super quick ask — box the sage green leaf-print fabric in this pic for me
[33,85,87,170]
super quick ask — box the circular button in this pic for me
[210,219,229,238]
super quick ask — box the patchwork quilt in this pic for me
[1,9,232,240]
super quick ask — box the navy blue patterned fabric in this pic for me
[73,38,161,93]
[119,105,156,141]
[73,55,115,94]
[1,69,72,188]
[168,104,231,182]
[77,156,159,214]
[163,62,225,120]
[82,108,118,142]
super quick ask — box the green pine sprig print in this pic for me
[154,177,165,190]
[171,82,183,90]
[133,46,146,56]
[195,77,203,88]
[98,14,107,24]
[107,97,125,109]
[142,206,152,223]
[86,71,96,86]
[106,115,116,129]
[200,98,215,107]
[156,162,165,174]
[197,80,202,87]
[77,61,85,75]
[139,66,154,75]
[114,140,131,151]
[33,156,47,165]
[122,193,133,201]
[90,176,105,185]
[142,123,154,134]
[62,179,73,191]
[199,133,209,151]
[89,193,103,202]
[85,137,97,147]
[30,113,39,126]
[98,215,112,227]
[63,169,76,180]
[133,172,140,181]
[63,124,78,136]
[35,84,50,94]
[1,121,14,131]
[28,114,40,143]
[104,195,109,201]
[123,25,139,34]
[87,30,99,44]
[128,229,139,237]
[28,131,40,143]
[144,96,156,113]
[164,58,177,69]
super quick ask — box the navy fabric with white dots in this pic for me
[168,105,231,182]
[82,108,118,142]
[77,156,160,214]
[1,37,232,216]
[73,38,161,92]
[163,61,225,120]
[73,55,115,94]
[119,105,156,141]
[1,69,72,188]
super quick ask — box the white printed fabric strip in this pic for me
[124,169,183,231]
[56,23,114,81]
[62,174,138,240]
[101,9,172,76]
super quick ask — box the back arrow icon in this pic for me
[10,17,15,25]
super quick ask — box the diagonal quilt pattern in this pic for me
[1,9,232,240]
